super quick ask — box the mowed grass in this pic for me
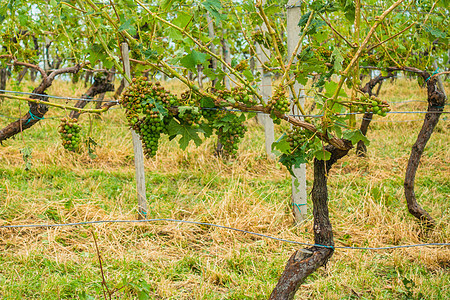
[0,77,449,299]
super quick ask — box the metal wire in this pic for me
[1,218,448,251]
[0,89,118,103]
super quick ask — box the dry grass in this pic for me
[0,77,449,299]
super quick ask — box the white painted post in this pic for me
[121,43,148,220]
[255,0,275,159]
[287,1,307,222]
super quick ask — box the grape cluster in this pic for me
[178,106,202,127]
[251,30,265,45]
[218,115,247,156]
[269,85,290,113]
[215,87,257,108]
[355,93,390,116]
[59,117,82,152]
[316,46,332,60]
[251,30,285,54]
[137,113,165,157]
[286,127,314,152]
[231,87,257,107]
[177,91,202,127]
[267,86,290,124]
[235,60,249,72]
[120,76,173,157]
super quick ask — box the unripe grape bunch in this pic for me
[270,85,290,114]
[178,91,202,127]
[354,93,391,116]
[219,115,247,156]
[59,117,82,152]
[120,76,174,157]
[231,86,257,107]
[267,85,290,124]
[286,127,315,152]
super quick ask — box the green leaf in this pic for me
[138,290,149,300]
[142,98,168,119]
[200,97,215,108]
[167,119,204,150]
[423,25,446,39]
[118,19,136,36]
[313,149,331,161]
[161,0,179,10]
[242,69,254,82]
[180,50,209,71]
[172,11,192,28]
[338,0,355,23]
[342,129,370,145]
[202,0,225,23]
[331,48,344,73]
[271,133,290,155]
[199,123,213,138]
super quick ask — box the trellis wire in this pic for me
[1,218,448,251]
[0,89,118,103]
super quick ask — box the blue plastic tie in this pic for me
[425,68,439,82]
[293,202,307,213]
[315,244,335,249]
[25,111,44,125]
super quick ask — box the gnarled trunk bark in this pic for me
[404,72,446,227]
[269,144,351,299]
[69,72,114,120]
[0,65,82,142]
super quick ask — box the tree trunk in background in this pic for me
[95,68,116,109]
[404,71,446,227]
[0,68,7,95]
[16,68,28,84]
[84,70,93,87]
[270,144,351,299]
[30,69,37,82]
[69,73,114,120]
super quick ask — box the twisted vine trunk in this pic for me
[69,73,114,120]
[404,73,446,227]
[0,65,82,142]
[269,144,351,299]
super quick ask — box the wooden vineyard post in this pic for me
[287,1,307,222]
[255,0,275,159]
[121,42,148,220]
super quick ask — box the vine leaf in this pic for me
[271,133,290,156]
[313,149,331,161]
[142,98,168,120]
[180,50,209,71]
[202,0,225,23]
[343,129,370,145]
[331,48,344,72]
[118,19,136,36]
[21,147,33,171]
[167,119,203,150]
